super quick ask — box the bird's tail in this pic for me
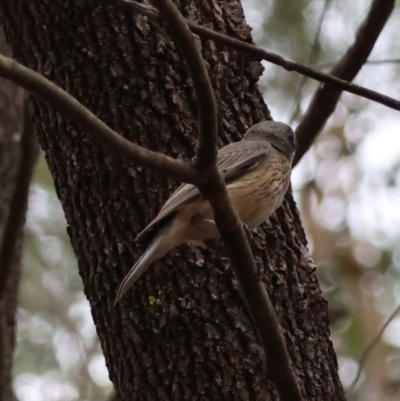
[114,233,167,305]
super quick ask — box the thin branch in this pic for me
[0,99,39,300]
[351,304,400,388]
[293,0,395,166]
[115,0,400,113]
[0,55,198,185]
[201,181,305,401]
[311,58,400,69]
[365,58,400,65]
[150,0,303,400]
[150,0,218,169]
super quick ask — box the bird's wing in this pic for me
[217,140,271,182]
[135,140,271,244]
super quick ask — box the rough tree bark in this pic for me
[1,1,345,400]
[0,29,36,401]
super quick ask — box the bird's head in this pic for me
[243,121,296,160]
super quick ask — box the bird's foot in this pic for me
[242,224,263,280]
[242,223,254,242]
[254,256,264,280]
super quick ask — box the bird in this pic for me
[115,121,295,304]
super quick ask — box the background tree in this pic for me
[0,30,38,401]
[0,3,393,397]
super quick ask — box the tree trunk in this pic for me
[0,1,345,400]
[0,29,35,401]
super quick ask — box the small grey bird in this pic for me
[115,121,295,304]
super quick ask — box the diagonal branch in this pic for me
[293,0,395,166]
[351,304,400,388]
[0,99,39,300]
[0,55,197,185]
[115,0,400,113]
[150,0,303,400]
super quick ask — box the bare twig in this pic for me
[365,58,400,65]
[150,1,303,400]
[293,0,395,166]
[311,58,400,69]
[351,304,400,388]
[0,99,39,300]
[0,55,197,185]
[115,0,400,114]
